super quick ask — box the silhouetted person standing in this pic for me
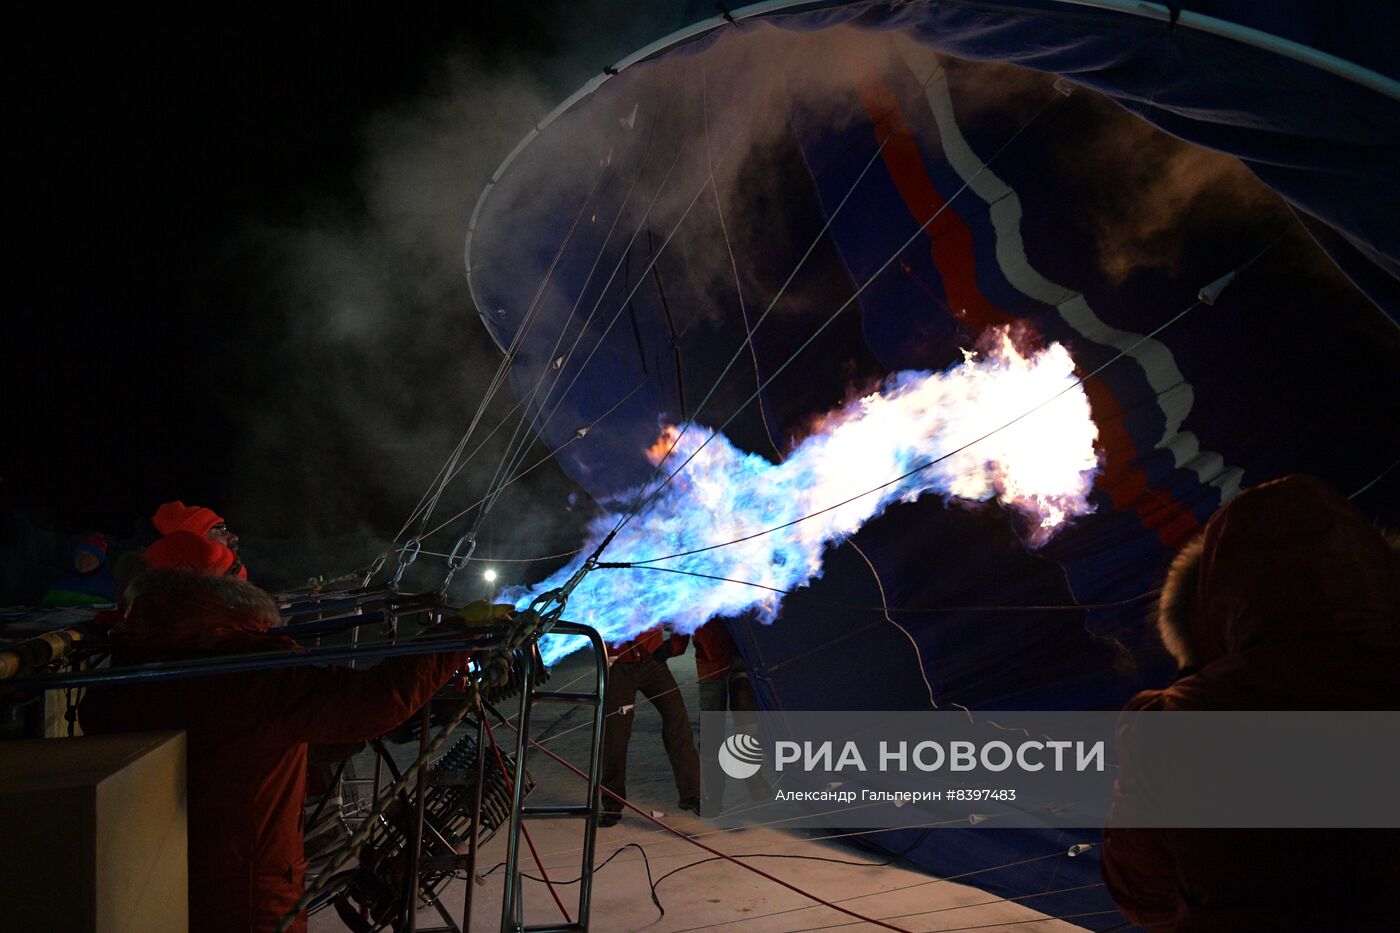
[1102,475,1400,931]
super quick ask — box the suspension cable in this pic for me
[367,166,611,587]
[701,67,784,461]
[427,124,694,565]
[592,564,1161,614]
[471,153,653,532]
[622,231,1283,568]
[413,164,609,541]
[420,377,649,542]
[634,64,945,505]
[477,116,748,535]
[592,90,1062,575]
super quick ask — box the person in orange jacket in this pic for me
[692,618,765,808]
[597,624,701,826]
[693,618,758,713]
[81,535,472,933]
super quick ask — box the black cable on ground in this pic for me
[481,842,666,918]
[649,849,899,901]
[647,817,936,899]
[484,840,906,922]
[484,702,918,932]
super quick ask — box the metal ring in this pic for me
[445,532,477,571]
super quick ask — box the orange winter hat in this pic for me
[152,500,224,536]
[145,531,238,576]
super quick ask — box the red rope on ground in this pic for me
[481,716,573,924]
[496,716,916,933]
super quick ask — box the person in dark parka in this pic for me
[1101,474,1400,931]
[81,537,468,933]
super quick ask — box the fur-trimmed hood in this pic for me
[1156,532,1205,669]
[117,568,290,661]
[1151,475,1399,703]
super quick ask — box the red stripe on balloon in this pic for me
[860,82,1199,547]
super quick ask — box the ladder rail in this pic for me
[499,621,608,932]
[569,621,607,928]
[500,656,537,930]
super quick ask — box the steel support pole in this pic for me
[462,700,487,931]
[499,657,537,932]
[569,623,608,927]
[406,703,432,932]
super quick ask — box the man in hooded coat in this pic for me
[1101,474,1400,931]
[81,533,470,932]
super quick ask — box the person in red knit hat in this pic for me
[152,500,240,555]
[143,501,246,580]
[145,530,241,576]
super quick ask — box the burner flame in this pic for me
[511,328,1100,664]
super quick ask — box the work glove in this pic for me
[444,600,518,692]
[454,599,516,626]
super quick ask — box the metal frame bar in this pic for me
[5,630,511,691]
[365,736,467,930]
[500,655,536,931]
[407,705,433,933]
[463,706,489,929]
[499,621,607,933]
[9,606,608,932]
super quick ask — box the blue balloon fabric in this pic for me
[468,3,1400,927]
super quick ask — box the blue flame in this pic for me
[508,336,1099,665]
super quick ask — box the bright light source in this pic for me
[483,569,498,583]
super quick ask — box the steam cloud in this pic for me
[226,54,589,580]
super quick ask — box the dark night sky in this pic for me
[8,7,617,546]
